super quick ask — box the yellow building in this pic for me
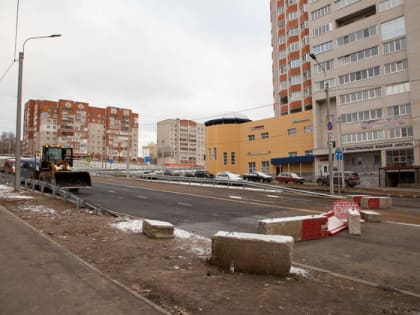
[205,111,314,179]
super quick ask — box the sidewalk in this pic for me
[0,206,168,315]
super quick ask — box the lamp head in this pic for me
[309,53,317,61]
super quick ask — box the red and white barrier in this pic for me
[361,196,392,209]
[258,215,328,241]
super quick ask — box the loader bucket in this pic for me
[53,171,92,188]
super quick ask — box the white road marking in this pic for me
[266,195,279,198]
[177,202,192,207]
[108,190,116,193]
[136,195,148,199]
[229,196,242,200]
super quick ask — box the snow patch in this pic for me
[290,266,310,278]
[0,185,33,200]
[111,219,143,233]
[22,205,56,214]
[174,228,211,258]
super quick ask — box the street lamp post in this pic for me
[310,53,334,195]
[15,34,61,191]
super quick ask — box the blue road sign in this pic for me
[335,149,343,161]
[327,121,333,131]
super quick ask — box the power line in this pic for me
[0,61,16,83]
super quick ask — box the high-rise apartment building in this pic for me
[23,99,139,161]
[157,119,205,167]
[308,0,420,184]
[270,0,313,116]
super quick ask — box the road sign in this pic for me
[335,149,343,161]
[327,121,333,131]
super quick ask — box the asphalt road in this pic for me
[79,177,420,297]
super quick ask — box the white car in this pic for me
[214,171,243,183]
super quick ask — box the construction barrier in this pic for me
[257,215,328,241]
[361,196,392,209]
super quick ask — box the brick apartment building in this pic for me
[23,99,139,161]
[157,119,205,167]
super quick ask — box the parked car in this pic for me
[20,158,40,180]
[242,172,273,183]
[214,171,243,183]
[4,159,15,174]
[316,171,360,188]
[275,172,305,184]
[194,170,214,178]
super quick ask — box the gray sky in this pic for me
[0,0,273,156]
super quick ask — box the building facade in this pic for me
[205,111,314,178]
[157,119,206,167]
[23,99,139,161]
[308,0,420,185]
[270,0,313,116]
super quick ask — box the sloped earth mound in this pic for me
[1,191,419,314]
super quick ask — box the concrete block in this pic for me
[211,231,293,276]
[143,219,174,239]
[348,209,361,236]
[258,215,328,241]
[346,195,370,207]
[361,196,392,209]
[360,210,381,222]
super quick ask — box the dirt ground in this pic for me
[1,190,420,315]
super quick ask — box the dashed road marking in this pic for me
[229,196,242,200]
[177,202,192,207]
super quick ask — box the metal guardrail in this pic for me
[0,172,112,214]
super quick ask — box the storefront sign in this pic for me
[361,118,405,130]
[344,141,414,152]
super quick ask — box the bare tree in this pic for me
[0,132,15,155]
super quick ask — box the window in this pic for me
[338,46,378,65]
[335,0,361,10]
[262,161,270,174]
[248,162,256,173]
[312,22,333,37]
[223,152,227,165]
[280,64,288,74]
[313,41,333,54]
[231,152,236,165]
[313,59,334,73]
[341,108,383,123]
[311,4,331,20]
[386,149,414,166]
[279,34,286,43]
[304,150,313,155]
[290,75,302,84]
[279,49,286,59]
[385,82,410,95]
[342,130,385,144]
[381,16,405,41]
[384,59,408,74]
[261,132,269,139]
[290,58,301,69]
[248,134,255,141]
[288,151,298,157]
[387,103,411,117]
[389,126,413,139]
[304,86,312,97]
[339,66,380,84]
[213,147,217,160]
[288,128,297,135]
[383,37,406,54]
[287,10,299,21]
[288,27,300,37]
[288,42,300,53]
[304,126,313,133]
[313,78,335,91]
[379,0,403,12]
[290,91,302,101]
[337,26,376,46]
[340,87,381,105]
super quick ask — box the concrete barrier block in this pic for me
[346,195,370,207]
[361,196,392,209]
[348,209,361,235]
[360,210,381,222]
[143,219,174,239]
[258,215,327,241]
[211,231,293,276]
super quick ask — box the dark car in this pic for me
[20,158,40,180]
[316,171,360,188]
[275,172,305,184]
[242,172,273,183]
[194,170,214,178]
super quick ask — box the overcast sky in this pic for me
[0,0,273,155]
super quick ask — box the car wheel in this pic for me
[317,179,324,186]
